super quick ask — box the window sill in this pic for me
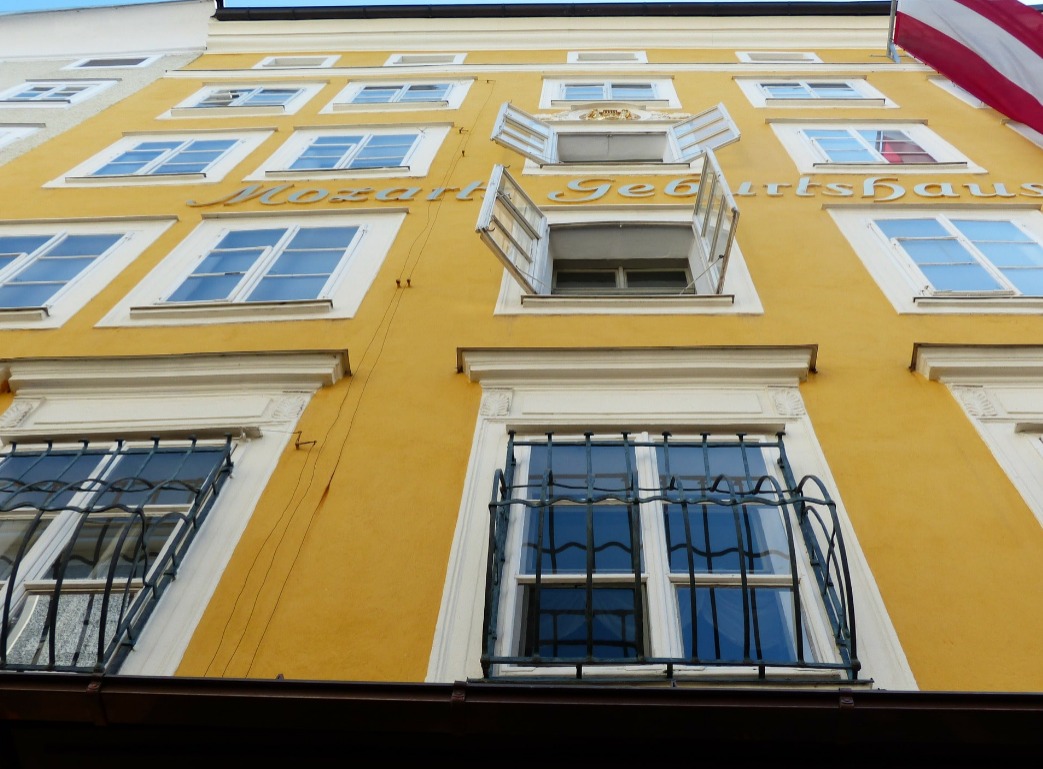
[0,307,49,322]
[170,105,287,118]
[265,166,411,180]
[550,99,672,110]
[330,100,450,112]
[520,293,735,311]
[912,295,1043,310]
[809,161,970,174]
[485,663,863,685]
[764,97,887,108]
[130,298,333,320]
[65,171,208,184]
[529,160,692,175]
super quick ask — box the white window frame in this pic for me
[566,51,648,64]
[0,351,346,675]
[166,83,323,118]
[771,121,983,174]
[253,55,338,70]
[322,80,472,113]
[65,55,160,70]
[0,218,172,329]
[1007,121,1043,150]
[427,347,916,689]
[492,101,739,175]
[830,206,1043,314]
[0,80,116,107]
[48,130,271,187]
[737,51,822,64]
[913,345,1043,534]
[0,125,38,151]
[540,78,681,110]
[98,210,406,327]
[477,161,760,316]
[929,77,987,108]
[736,78,894,109]
[247,124,449,181]
[384,53,466,67]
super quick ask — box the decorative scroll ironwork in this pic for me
[0,436,233,673]
[482,432,858,682]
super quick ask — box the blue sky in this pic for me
[1,0,1037,15]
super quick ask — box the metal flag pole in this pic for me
[886,0,901,63]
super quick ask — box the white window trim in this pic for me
[97,210,406,327]
[735,77,894,109]
[164,83,324,118]
[566,51,648,64]
[0,350,347,675]
[47,130,271,188]
[771,121,984,175]
[737,51,822,64]
[540,78,681,110]
[1007,121,1043,150]
[253,55,339,70]
[384,53,466,67]
[0,80,116,108]
[321,80,473,113]
[426,346,916,690]
[0,125,38,150]
[829,206,1043,314]
[65,55,161,70]
[929,77,987,108]
[0,217,174,329]
[246,124,449,181]
[492,205,762,316]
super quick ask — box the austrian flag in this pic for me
[894,0,1043,134]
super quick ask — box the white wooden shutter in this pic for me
[476,165,551,294]
[671,102,740,162]
[490,102,558,165]
[690,149,740,295]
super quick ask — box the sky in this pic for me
[0,0,1038,15]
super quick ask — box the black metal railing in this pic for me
[482,432,858,682]
[0,436,233,673]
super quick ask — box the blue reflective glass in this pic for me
[245,275,328,302]
[951,220,1028,241]
[522,585,640,659]
[265,249,343,276]
[165,274,242,303]
[193,249,264,275]
[14,257,94,283]
[215,229,286,249]
[287,226,358,249]
[0,236,50,260]
[0,283,60,307]
[919,264,1002,292]
[47,234,120,256]
[876,218,948,239]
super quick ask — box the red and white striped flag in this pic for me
[893,0,1043,134]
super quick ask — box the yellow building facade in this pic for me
[5,0,1043,760]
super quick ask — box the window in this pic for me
[99,211,405,326]
[476,158,745,312]
[52,131,270,187]
[0,438,233,672]
[830,208,1043,314]
[491,101,738,172]
[0,80,114,106]
[737,51,822,63]
[540,78,680,110]
[324,80,472,112]
[566,51,648,64]
[66,56,159,69]
[248,125,449,180]
[0,219,170,328]
[427,347,915,687]
[170,84,321,117]
[771,122,982,174]
[736,78,892,108]
[254,55,338,69]
[384,53,466,67]
[0,351,346,674]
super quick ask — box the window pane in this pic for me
[876,219,949,239]
[677,586,809,663]
[920,264,1003,292]
[520,585,641,660]
[554,270,618,291]
[0,284,61,307]
[52,515,177,580]
[625,269,689,290]
[523,504,635,574]
[165,274,243,303]
[245,275,329,302]
[0,451,108,510]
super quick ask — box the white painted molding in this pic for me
[912,344,1043,383]
[457,346,817,385]
[4,350,349,393]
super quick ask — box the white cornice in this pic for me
[457,346,817,385]
[205,16,893,54]
[2,350,349,394]
[912,344,1043,383]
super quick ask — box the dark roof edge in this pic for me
[213,1,894,22]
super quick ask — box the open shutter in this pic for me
[476,165,551,294]
[491,102,558,165]
[690,148,740,295]
[672,102,740,162]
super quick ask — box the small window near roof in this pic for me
[385,53,466,67]
[254,55,338,70]
[67,56,158,69]
[170,84,320,117]
[0,80,114,106]
[567,51,648,64]
[737,51,822,63]
[323,81,473,112]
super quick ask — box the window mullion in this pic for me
[941,216,1018,292]
[637,436,678,660]
[228,227,295,302]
